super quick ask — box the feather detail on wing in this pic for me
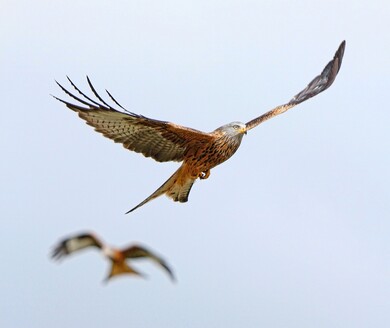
[51,232,103,260]
[245,40,346,131]
[54,76,214,163]
[121,245,176,282]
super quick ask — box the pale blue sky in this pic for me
[1,0,389,327]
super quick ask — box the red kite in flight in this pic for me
[51,232,175,283]
[54,41,345,213]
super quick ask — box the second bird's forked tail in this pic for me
[126,165,196,214]
[104,260,144,283]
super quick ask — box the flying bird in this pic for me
[54,41,345,213]
[51,232,175,283]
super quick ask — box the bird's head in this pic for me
[217,121,247,138]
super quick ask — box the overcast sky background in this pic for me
[2,0,389,327]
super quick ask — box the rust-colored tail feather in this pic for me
[104,261,144,283]
[126,165,196,214]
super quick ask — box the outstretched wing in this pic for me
[51,232,103,260]
[122,245,176,282]
[245,40,346,131]
[54,77,214,163]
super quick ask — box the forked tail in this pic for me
[126,165,196,214]
[104,261,144,283]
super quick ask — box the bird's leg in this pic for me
[199,170,210,180]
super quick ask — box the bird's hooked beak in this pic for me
[241,127,247,135]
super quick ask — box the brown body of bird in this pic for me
[51,232,175,283]
[54,41,345,213]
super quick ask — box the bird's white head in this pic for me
[218,121,247,137]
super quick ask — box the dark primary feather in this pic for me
[51,241,68,260]
[289,40,345,104]
[54,77,213,163]
[122,245,176,282]
[51,233,102,260]
[245,40,346,131]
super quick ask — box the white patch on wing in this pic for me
[67,237,94,253]
[102,246,115,258]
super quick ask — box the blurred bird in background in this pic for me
[51,232,176,283]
